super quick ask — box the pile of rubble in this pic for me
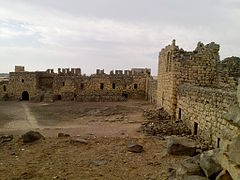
[140,108,214,151]
[140,108,191,137]
[166,135,239,179]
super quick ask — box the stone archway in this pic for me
[22,91,29,101]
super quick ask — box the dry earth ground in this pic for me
[0,100,187,179]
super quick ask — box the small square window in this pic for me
[62,82,65,86]
[22,79,24,83]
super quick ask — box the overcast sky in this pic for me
[0,0,239,75]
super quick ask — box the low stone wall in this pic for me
[177,84,240,147]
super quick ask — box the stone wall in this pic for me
[1,67,150,102]
[147,76,157,104]
[52,72,148,102]
[177,84,239,147]
[0,81,8,100]
[7,72,38,101]
[157,40,240,147]
[157,40,178,118]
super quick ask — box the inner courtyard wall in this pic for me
[52,72,148,101]
[1,67,150,102]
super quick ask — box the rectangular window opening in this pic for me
[62,82,65,86]
[134,84,138,89]
[194,122,198,135]
[100,83,104,90]
[112,83,116,89]
[178,108,182,119]
[217,138,220,148]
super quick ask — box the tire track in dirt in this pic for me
[22,102,39,128]
[3,102,39,130]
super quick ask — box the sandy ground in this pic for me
[0,100,186,179]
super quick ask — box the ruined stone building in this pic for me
[1,40,239,150]
[157,40,240,149]
[0,66,151,102]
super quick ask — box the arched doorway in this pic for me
[122,92,128,99]
[22,91,29,101]
[57,94,62,100]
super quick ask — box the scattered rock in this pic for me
[22,131,44,143]
[199,149,222,179]
[228,134,240,165]
[140,108,191,137]
[183,175,208,180]
[70,137,88,145]
[216,169,233,180]
[167,136,196,156]
[127,142,143,153]
[176,156,204,177]
[90,159,108,166]
[167,168,176,179]
[0,134,13,143]
[57,133,70,138]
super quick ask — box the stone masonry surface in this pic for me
[157,40,240,148]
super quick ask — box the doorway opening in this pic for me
[122,92,128,99]
[22,91,29,101]
[57,95,62,100]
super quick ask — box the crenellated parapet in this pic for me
[46,69,54,74]
[57,68,82,76]
[93,68,151,77]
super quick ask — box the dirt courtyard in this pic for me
[0,100,186,179]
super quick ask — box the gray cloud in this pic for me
[0,0,239,75]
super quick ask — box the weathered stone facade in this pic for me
[146,76,157,104]
[1,67,151,102]
[0,80,8,100]
[157,40,240,148]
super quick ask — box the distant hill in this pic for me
[0,73,9,78]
